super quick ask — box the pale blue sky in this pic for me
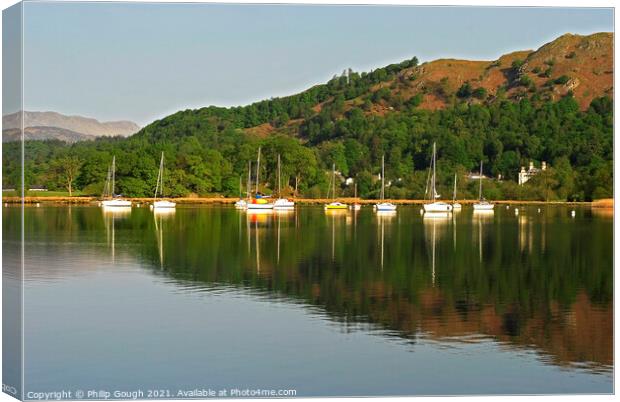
[14,2,614,126]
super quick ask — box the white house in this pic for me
[518,161,547,185]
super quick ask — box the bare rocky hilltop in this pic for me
[2,111,140,142]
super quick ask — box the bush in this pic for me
[554,75,570,85]
[520,75,533,87]
[457,82,473,98]
[511,59,525,70]
[473,87,487,99]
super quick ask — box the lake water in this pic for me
[4,204,613,397]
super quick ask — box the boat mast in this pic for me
[111,155,116,198]
[478,161,483,200]
[154,152,164,200]
[381,154,385,201]
[332,163,336,200]
[161,152,165,198]
[247,161,252,200]
[431,143,437,200]
[453,173,457,202]
[277,154,281,197]
[103,165,111,199]
[255,146,261,194]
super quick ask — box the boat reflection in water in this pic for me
[376,210,396,270]
[423,210,450,285]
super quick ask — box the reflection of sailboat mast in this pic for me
[380,217,385,271]
[453,213,456,251]
[154,214,164,269]
[432,219,436,286]
[277,213,281,264]
[331,214,335,261]
[478,216,482,262]
[255,220,260,274]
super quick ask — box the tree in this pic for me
[55,155,81,196]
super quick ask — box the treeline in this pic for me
[3,93,612,201]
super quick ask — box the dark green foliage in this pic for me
[554,75,570,85]
[472,87,487,99]
[2,66,612,205]
[520,75,533,87]
[457,82,473,98]
[540,67,552,78]
[511,59,525,70]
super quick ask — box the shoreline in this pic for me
[2,196,612,208]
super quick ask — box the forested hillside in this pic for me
[3,33,613,201]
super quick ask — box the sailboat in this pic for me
[423,143,453,213]
[374,154,397,212]
[247,146,274,210]
[152,152,176,209]
[473,160,494,211]
[236,161,252,209]
[324,163,348,210]
[273,154,295,209]
[101,156,132,207]
[452,173,462,210]
[350,182,361,211]
[234,175,247,209]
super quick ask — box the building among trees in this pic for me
[519,161,547,186]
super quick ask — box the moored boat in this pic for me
[324,163,347,211]
[101,156,132,208]
[423,143,453,213]
[374,154,397,212]
[273,154,295,209]
[452,173,462,210]
[247,147,274,210]
[473,160,494,211]
[152,152,176,209]
[325,201,348,210]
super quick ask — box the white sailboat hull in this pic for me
[350,204,362,211]
[374,202,397,211]
[101,199,132,207]
[273,198,295,208]
[452,203,462,209]
[234,199,248,209]
[424,202,453,212]
[153,200,176,209]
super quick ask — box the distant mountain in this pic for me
[2,126,94,143]
[2,111,140,141]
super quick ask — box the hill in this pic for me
[2,111,140,139]
[2,32,613,201]
[382,32,613,111]
[2,126,94,143]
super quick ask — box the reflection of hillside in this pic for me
[357,287,612,372]
[14,206,613,373]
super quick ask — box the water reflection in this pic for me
[16,205,614,377]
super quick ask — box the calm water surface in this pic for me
[5,205,613,397]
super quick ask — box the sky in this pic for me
[5,2,614,126]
